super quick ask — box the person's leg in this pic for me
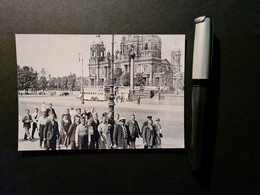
[123,139,128,149]
[71,141,76,150]
[84,135,89,149]
[78,136,82,150]
[131,137,136,149]
[24,127,32,140]
[39,128,43,148]
[31,123,37,139]
[51,139,56,150]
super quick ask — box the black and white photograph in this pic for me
[16,34,185,151]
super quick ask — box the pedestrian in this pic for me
[141,116,153,137]
[41,102,48,115]
[58,114,72,149]
[113,117,129,149]
[31,108,39,139]
[137,96,141,105]
[69,107,76,123]
[38,111,48,148]
[68,115,81,150]
[107,112,115,147]
[75,117,89,150]
[43,113,59,150]
[98,116,112,149]
[126,114,141,149]
[22,109,33,141]
[142,119,155,149]
[89,107,95,118]
[154,118,162,148]
[46,103,57,119]
[114,113,120,126]
[83,108,91,119]
[91,112,100,149]
[62,108,71,122]
[74,108,82,120]
[120,94,123,103]
[87,119,95,149]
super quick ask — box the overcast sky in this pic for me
[16,34,185,77]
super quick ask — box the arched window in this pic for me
[144,43,148,50]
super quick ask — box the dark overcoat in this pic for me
[113,124,129,147]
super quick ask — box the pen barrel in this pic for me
[191,84,208,172]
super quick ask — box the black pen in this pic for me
[191,16,213,172]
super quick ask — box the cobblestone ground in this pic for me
[18,94,184,151]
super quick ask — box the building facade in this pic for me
[88,35,182,87]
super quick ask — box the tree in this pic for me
[61,76,68,90]
[38,76,48,91]
[120,72,130,86]
[55,77,62,90]
[162,70,173,87]
[48,77,56,90]
[113,68,123,86]
[17,65,38,94]
[67,73,77,91]
[134,73,146,86]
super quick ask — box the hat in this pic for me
[147,116,152,119]
[155,118,160,121]
[119,117,126,122]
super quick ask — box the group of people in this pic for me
[21,102,163,150]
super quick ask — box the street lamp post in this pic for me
[108,34,115,119]
[129,44,135,101]
[81,54,84,104]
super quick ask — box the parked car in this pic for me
[60,92,70,96]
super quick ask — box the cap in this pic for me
[119,117,126,121]
[192,16,212,80]
[147,116,152,119]
[155,118,160,121]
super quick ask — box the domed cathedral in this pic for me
[88,35,173,87]
[115,34,172,86]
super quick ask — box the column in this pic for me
[149,65,153,86]
[107,66,110,84]
[104,67,107,83]
[96,66,99,86]
[130,55,135,90]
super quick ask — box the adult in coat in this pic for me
[46,103,57,119]
[22,109,33,141]
[44,113,59,150]
[142,119,155,149]
[141,116,153,137]
[126,114,141,149]
[98,116,111,149]
[58,114,72,149]
[91,112,100,149]
[68,115,80,150]
[113,117,129,149]
[107,112,115,146]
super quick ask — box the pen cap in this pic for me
[192,16,212,80]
